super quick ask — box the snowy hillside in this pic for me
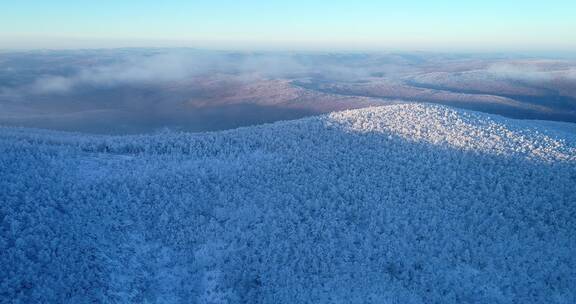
[1,103,575,303]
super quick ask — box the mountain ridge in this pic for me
[1,103,575,303]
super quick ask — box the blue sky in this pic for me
[1,0,575,51]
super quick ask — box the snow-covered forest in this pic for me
[1,103,575,303]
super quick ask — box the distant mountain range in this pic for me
[1,49,575,134]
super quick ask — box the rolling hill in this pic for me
[1,103,575,303]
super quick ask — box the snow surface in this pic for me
[1,103,575,303]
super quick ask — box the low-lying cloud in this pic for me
[24,51,400,95]
[31,52,232,93]
[486,62,576,82]
[32,76,75,93]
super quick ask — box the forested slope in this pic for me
[1,104,575,303]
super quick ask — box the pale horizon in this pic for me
[2,0,576,52]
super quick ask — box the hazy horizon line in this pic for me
[2,34,576,54]
[1,44,575,59]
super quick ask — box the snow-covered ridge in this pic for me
[1,103,574,161]
[1,103,575,303]
[326,104,576,161]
